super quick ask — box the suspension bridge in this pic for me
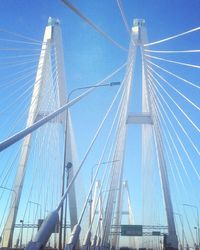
[0,2,199,250]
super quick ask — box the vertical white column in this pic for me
[92,181,101,221]
[101,28,137,248]
[140,20,178,249]
[49,19,78,250]
[2,22,53,248]
[102,19,178,250]
[124,181,135,249]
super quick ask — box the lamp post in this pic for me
[19,219,24,249]
[195,227,198,249]
[67,82,121,101]
[0,186,17,247]
[90,160,120,184]
[183,203,199,247]
[89,160,120,226]
[59,81,121,250]
[0,186,17,208]
[0,186,16,195]
[63,162,72,247]
[93,187,120,243]
[174,212,184,250]
[28,201,42,219]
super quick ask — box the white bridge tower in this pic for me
[2,18,78,247]
[101,19,178,250]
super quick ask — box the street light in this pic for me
[19,219,24,248]
[28,201,42,219]
[0,186,17,206]
[90,160,120,183]
[59,162,72,250]
[174,212,185,250]
[89,160,120,225]
[91,187,120,242]
[195,227,198,249]
[0,186,16,195]
[67,82,121,101]
[183,203,199,247]
[0,186,17,247]
[63,162,73,247]
[59,81,121,250]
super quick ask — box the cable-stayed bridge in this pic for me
[0,2,199,250]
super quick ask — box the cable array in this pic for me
[61,0,127,52]
[0,21,128,247]
[142,25,200,246]
[0,27,66,246]
[116,0,131,35]
[0,5,200,249]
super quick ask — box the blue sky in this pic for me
[0,0,200,247]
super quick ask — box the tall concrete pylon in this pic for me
[2,17,78,247]
[102,19,178,250]
[140,19,178,249]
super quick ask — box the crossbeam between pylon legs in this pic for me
[126,112,153,124]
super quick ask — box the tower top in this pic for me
[48,17,60,26]
[133,19,145,27]
[132,19,147,45]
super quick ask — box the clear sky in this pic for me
[0,0,199,248]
